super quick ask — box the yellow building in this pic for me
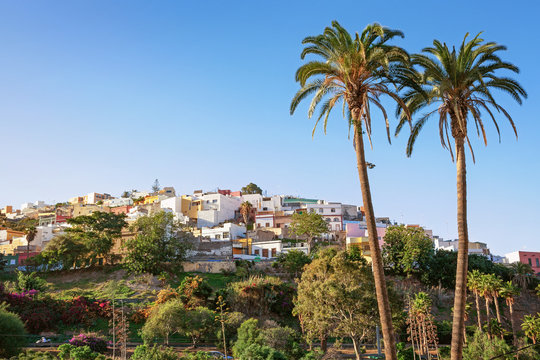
[232,238,253,256]
[182,196,202,220]
[143,195,160,205]
[346,236,372,262]
[0,236,28,255]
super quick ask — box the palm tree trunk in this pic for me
[493,297,502,323]
[485,297,490,323]
[475,292,482,331]
[509,302,517,346]
[450,138,469,360]
[353,121,397,360]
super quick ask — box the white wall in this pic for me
[197,194,242,228]
[201,223,246,241]
[161,197,182,213]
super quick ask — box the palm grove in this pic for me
[290,21,526,360]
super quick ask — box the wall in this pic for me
[182,260,235,273]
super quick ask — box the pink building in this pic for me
[345,222,387,247]
[505,251,540,275]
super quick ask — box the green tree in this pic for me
[396,34,526,360]
[66,211,127,265]
[25,227,37,271]
[0,309,27,357]
[152,179,161,193]
[232,319,287,360]
[274,249,311,278]
[510,262,535,289]
[40,234,88,270]
[382,225,434,276]
[499,281,520,345]
[290,21,412,360]
[142,299,187,344]
[522,313,540,344]
[289,211,328,250]
[295,249,402,360]
[15,271,47,292]
[262,326,305,360]
[123,211,194,275]
[461,330,511,360]
[467,270,484,331]
[184,307,216,348]
[241,183,263,195]
[131,344,179,360]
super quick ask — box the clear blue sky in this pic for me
[1,1,538,255]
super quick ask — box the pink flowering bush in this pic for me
[69,333,108,353]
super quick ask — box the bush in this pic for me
[69,334,108,354]
[396,342,414,360]
[16,271,47,292]
[262,326,304,359]
[462,330,511,360]
[0,309,27,357]
[131,344,179,360]
[179,352,213,360]
[58,344,106,360]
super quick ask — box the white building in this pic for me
[241,194,282,212]
[196,193,242,228]
[126,206,148,221]
[34,224,69,250]
[306,202,343,231]
[233,239,309,260]
[86,192,113,204]
[160,197,189,223]
[200,223,246,241]
[104,198,133,207]
[20,201,47,212]
[433,237,490,255]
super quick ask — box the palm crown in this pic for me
[396,33,527,161]
[290,21,411,144]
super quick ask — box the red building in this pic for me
[110,205,132,215]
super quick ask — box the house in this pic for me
[241,194,282,212]
[196,193,242,228]
[0,228,26,248]
[346,236,372,261]
[232,237,308,260]
[198,223,246,241]
[85,192,113,204]
[504,251,540,275]
[104,198,133,208]
[433,238,490,255]
[306,203,343,231]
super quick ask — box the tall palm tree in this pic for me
[290,21,411,360]
[500,280,520,345]
[488,275,503,324]
[396,33,526,360]
[239,201,253,226]
[25,227,37,272]
[467,270,483,331]
[478,274,492,326]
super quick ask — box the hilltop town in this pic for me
[1,181,537,274]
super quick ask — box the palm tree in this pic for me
[500,281,520,345]
[478,274,492,326]
[467,270,483,331]
[522,313,540,344]
[510,262,534,289]
[25,227,37,272]
[396,33,527,360]
[290,21,411,360]
[239,201,253,226]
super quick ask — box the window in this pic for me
[212,199,217,203]
[262,249,269,258]
[254,249,260,256]
[528,258,532,266]
[266,222,270,227]
[318,208,323,213]
[215,234,221,239]
[271,248,277,257]
[536,258,539,267]
[223,232,230,238]
[331,208,336,213]
[334,218,339,222]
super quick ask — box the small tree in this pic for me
[382,225,434,276]
[123,211,194,275]
[407,292,439,360]
[289,212,328,251]
[142,299,186,345]
[152,179,161,193]
[274,250,311,278]
[241,183,263,195]
[522,313,540,344]
[40,234,88,270]
[462,330,511,360]
[499,281,520,345]
[184,307,216,348]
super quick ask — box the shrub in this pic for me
[179,352,213,360]
[58,344,106,360]
[396,342,414,360]
[0,309,27,357]
[69,334,108,353]
[262,326,304,359]
[462,330,511,360]
[178,276,212,309]
[16,271,47,292]
[131,344,178,360]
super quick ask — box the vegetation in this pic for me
[288,212,329,250]
[382,225,433,277]
[239,201,252,225]
[0,309,27,357]
[241,183,263,195]
[274,249,311,278]
[123,211,194,275]
[290,21,415,360]
[396,32,526,360]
